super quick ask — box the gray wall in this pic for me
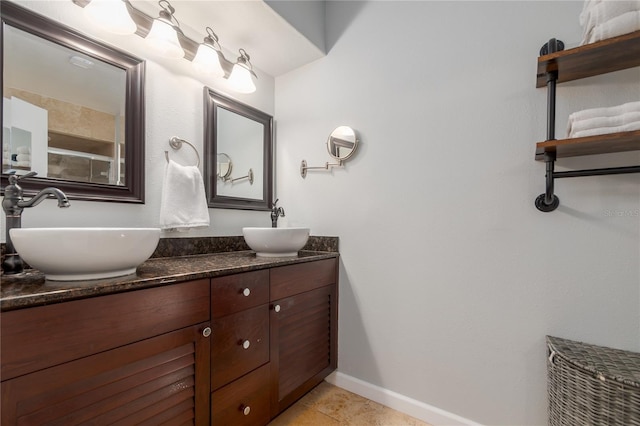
[274,1,640,424]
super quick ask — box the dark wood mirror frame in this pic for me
[1,2,145,203]
[204,87,273,211]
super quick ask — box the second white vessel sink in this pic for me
[242,227,310,257]
[9,227,161,281]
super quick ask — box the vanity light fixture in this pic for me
[192,27,225,78]
[227,49,257,94]
[69,55,95,69]
[83,0,137,35]
[71,0,259,93]
[146,0,184,59]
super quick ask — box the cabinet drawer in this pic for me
[211,304,269,390]
[1,279,210,381]
[270,258,337,301]
[211,270,269,318]
[212,363,270,426]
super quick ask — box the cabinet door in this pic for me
[270,284,337,416]
[1,323,211,426]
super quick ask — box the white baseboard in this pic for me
[325,371,482,426]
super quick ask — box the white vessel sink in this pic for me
[242,227,310,257]
[9,227,161,281]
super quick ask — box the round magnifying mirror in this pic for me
[327,126,358,161]
[217,153,233,180]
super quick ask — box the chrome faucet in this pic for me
[2,171,70,275]
[270,199,285,228]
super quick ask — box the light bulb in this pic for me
[84,0,137,35]
[192,44,224,78]
[227,64,256,94]
[146,19,184,59]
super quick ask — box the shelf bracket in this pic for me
[535,38,563,212]
[535,155,640,212]
[535,153,560,212]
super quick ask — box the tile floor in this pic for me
[268,381,431,426]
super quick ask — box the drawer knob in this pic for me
[242,288,251,297]
[241,405,251,416]
[274,304,281,313]
[242,339,251,349]
[202,327,212,338]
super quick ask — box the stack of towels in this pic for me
[567,101,640,138]
[15,146,31,168]
[580,0,640,45]
[2,145,31,168]
[2,144,10,166]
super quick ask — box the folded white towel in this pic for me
[16,154,31,162]
[569,111,640,136]
[159,159,210,231]
[581,0,640,43]
[584,10,640,44]
[16,161,31,167]
[16,146,31,155]
[571,120,640,138]
[567,101,640,124]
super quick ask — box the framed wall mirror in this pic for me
[204,87,273,210]
[1,2,145,203]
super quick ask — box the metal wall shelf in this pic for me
[534,34,640,212]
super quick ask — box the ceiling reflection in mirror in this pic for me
[1,2,145,203]
[3,25,126,185]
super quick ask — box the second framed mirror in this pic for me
[204,88,272,210]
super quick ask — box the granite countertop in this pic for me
[0,250,338,311]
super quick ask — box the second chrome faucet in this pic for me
[270,199,285,228]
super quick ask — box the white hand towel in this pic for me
[159,159,210,231]
[584,10,640,44]
[571,120,640,138]
[16,146,31,155]
[16,154,31,162]
[581,0,640,43]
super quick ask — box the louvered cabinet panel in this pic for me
[270,284,337,416]
[1,323,211,426]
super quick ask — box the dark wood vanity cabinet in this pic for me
[0,256,338,425]
[0,279,211,425]
[270,259,339,416]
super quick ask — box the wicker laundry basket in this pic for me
[546,336,640,426]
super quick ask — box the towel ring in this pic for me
[164,137,200,167]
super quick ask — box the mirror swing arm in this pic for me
[216,152,253,185]
[224,169,254,185]
[300,127,359,178]
[300,159,344,178]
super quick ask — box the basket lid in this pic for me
[547,336,640,388]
